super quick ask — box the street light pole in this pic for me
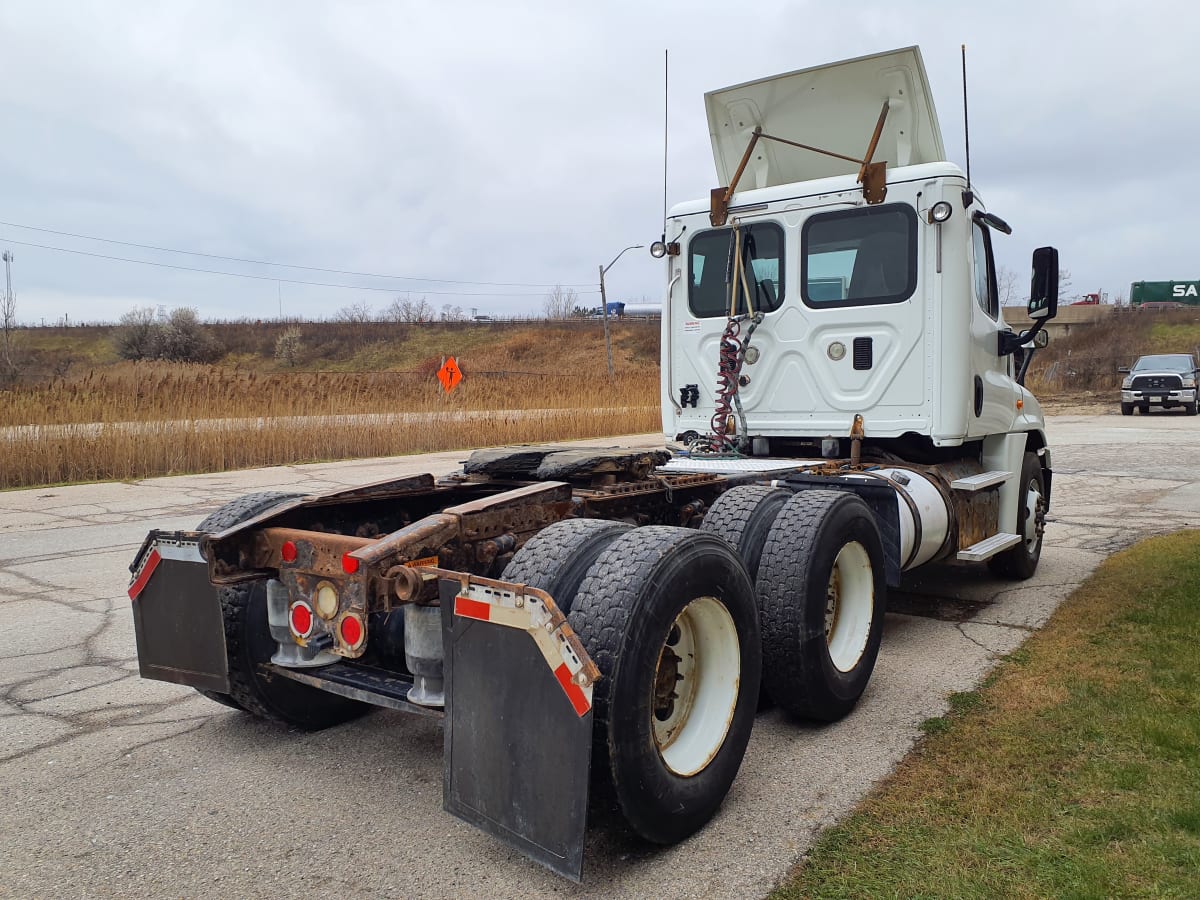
[599,244,643,378]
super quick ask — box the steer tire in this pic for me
[1187,401,1198,416]
[699,485,791,581]
[1120,402,1133,416]
[500,518,632,613]
[197,492,369,730]
[569,526,761,845]
[757,490,887,723]
[987,453,1047,580]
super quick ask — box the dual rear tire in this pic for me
[504,522,761,845]
[503,492,887,844]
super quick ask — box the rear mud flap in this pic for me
[440,578,594,882]
[128,531,230,694]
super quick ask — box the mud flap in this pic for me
[128,531,230,694]
[440,577,594,882]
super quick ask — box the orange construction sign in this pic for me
[437,356,463,393]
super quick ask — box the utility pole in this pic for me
[2,251,15,378]
[599,245,643,378]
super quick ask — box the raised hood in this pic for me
[705,47,946,189]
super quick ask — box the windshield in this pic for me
[1132,354,1195,373]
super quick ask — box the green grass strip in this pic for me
[777,530,1200,900]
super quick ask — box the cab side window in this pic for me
[972,222,999,319]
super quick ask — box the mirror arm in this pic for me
[998,317,1045,357]
[1015,340,1037,386]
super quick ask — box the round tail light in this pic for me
[280,540,298,563]
[339,613,365,651]
[289,601,314,639]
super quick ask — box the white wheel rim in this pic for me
[1022,478,1045,551]
[824,541,874,673]
[652,596,741,777]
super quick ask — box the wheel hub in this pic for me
[1023,478,1046,550]
[651,596,741,777]
[824,568,842,641]
[653,640,681,722]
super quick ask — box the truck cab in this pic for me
[661,48,1049,461]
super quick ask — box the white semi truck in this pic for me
[127,47,1059,881]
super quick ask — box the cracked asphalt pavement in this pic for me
[2,415,1197,899]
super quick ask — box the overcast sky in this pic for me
[1,0,1195,324]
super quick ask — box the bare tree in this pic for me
[1058,267,1074,303]
[335,301,374,323]
[114,307,159,360]
[440,303,465,322]
[997,265,1021,306]
[274,326,304,367]
[113,306,221,362]
[384,294,436,323]
[543,284,578,320]
[156,307,221,362]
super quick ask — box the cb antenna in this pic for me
[961,44,974,208]
[661,49,670,239]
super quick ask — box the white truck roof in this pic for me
[704,46,946,189]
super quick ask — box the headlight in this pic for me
[1121,378,1133,389]
[1182,376,1197,388]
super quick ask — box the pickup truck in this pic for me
[1119,354,1200,415]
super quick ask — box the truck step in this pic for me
[957,532,1022,562]
[950,470,1009,492]
[264,661,444,719]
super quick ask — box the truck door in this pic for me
[966,219,1016,436]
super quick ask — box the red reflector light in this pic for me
[289,602,313,638]
[342,553,360,574]
[339,614,364,649]
[281,541,298,563]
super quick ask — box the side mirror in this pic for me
[1117,365,1130,373]
[1028,246,1059,320]
[1022,330,1050,349]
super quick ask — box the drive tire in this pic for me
[757,490,886,722]
[699,485,791,580]
[1120,402,1133,416]
[198,492,369,730]
[1139,403,1151,414]
[500,518,632,613]
[987,452,1047,580]
[569,527,761,845]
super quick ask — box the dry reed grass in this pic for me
[2,406,660,488]
[1,323,662,488]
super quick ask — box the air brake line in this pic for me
[703,222,763,455]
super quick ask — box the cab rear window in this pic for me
[688,223,785,318]
[801,204,917,307]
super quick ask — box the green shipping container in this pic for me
[1130,280,1200,305]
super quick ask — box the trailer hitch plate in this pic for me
[438,576,595,882]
